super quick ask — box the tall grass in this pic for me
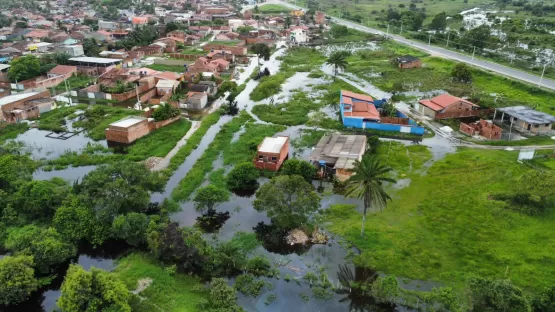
[325,148,555,294]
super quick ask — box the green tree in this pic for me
[371,275,399,304]
[58,265,131,312]
[326,51,348,77]
[451,63,473,83]
[82,38,101,56]
[464,24,491,49]
[206,278,243,311]
[165,21,180,33]
[152,103,180,121]
[430,12,447,31]
[254,5,259,13]
[281,159,316,183]
[252,43,271,65]
[53,51,72,65]
[7,54,42,82]
[77,161,164,224]
[112,212,150,246]
[467,276,531,312]
[330,24,349,38]
[0,255,38,305]
[285,16,292,29]
[227,162,260,191]
[15,21,28,28]
[193,185,229,213]
[344,155,396,235]
[253,175,320,228]
[533,285,555,312]
[5,225,77,273]
[53,195,109,245]
[0,154,35,191]
[12,178,70,221]
[237,25,255,34]
[219,80,238,94]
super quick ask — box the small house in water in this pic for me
[254,136,289,172]
[309,134,367,182]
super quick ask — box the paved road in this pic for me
[274,1,555,91]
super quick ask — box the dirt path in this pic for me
[151,120,201,171]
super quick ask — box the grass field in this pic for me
[126,119,192,161]
[324,148,555,294]
[345,40,555,115]
[116,253,207,312]
[0,123,29,143]
[146,64,186,73]
[258,3,291,13]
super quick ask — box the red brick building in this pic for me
[417,93,481,119]
[0,91,53,123]
[394,55,422,69]
[254,136,289,172]
[460,119,502,140]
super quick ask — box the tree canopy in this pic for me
[193,184,229,212]
[227,162,260,191]
[280,159,316,183]
[253,175,320,228]
[76,161,164,224]
[7,55,42,82]
[252,43,271,65]
[451,63,473,83]
[0,255,38,305]
[58,264,131,312]
[467,276,531,312]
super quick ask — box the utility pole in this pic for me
[64,79,73,106]
[538,63,547,88]
[400,20,403,34]
[471,46,476,61]
[428,34,431,46]
[446,31,450,47]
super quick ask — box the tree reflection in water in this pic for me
[196,209,230,233]
[336,264,396,312]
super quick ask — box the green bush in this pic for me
[152,103,180,121]
[227,162,260,191]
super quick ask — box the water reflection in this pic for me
[336,265,396,312]
[253,222,312,255]
[196,209,231,233]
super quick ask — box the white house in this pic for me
[57,45,84,57]
[288,26,309,43]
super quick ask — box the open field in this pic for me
[258,3,291,13]
[145,64,186,73]
[116,253,206,312]
[345,40,555,114]
[325,148,555,294]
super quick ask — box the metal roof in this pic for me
[497,106,555,124]
[309,134,366,168]
[69,56,122,64]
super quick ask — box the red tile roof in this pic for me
[418,93,477,112]
[342,90,373,103]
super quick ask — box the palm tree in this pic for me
[345,155,396,235]
[326,51,348,77]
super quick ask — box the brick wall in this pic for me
[148,116,179,131]
[0,90,51,123]
[380,117,410,125]
[244,37,275,45]
[399,60,422,69]
[169,53,200,60]
[203,44,247,56]
[21,75,68,90]
[105,119,150,144]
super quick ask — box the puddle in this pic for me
[33,165,97,182]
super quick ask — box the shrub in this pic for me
[152,103,180,121]
[245,256,273,277]
[280,159,316,182]
[227,162,260,191]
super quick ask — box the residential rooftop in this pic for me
[497,106,555,124]
[258,136,288,153]
[0,92,41,106]
[110,116,146,128]
[309,134,366,169]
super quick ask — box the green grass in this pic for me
[223,123,286,165]
[0,123,29,142]
[145,64,186,73]
[115,253,207,312]
[126,119,192,160]
[73,106,142,140]
[291,129,326,149]
[54,74,95,92]
[346,40,555,115]
[209,40,243,47]
[172,112,252,201]
[166,112,221,174]
[375,141,432,175]
[324,148,555,294]
[258,3,291,13]
[250,72,293,102]
[38,104,88,133]
[178,47,206,55]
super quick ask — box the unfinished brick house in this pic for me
[203,43,247,56]
[394,55,422,69]
[187,57,220,75]
[253,136,289,172]
[460,119,502,140]
[0,91,53,123]
[105,115,180,144]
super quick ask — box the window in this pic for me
[547,123,551,127]
[271,156,277,162]
[258,155,263,161]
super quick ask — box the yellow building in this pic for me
[291,9,305,17]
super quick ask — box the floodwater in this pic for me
[10,128,105,160]
[33,165,97,182]
[3,241,133,312]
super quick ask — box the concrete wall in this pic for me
[153,58,190,66]
[203,44,247,56]
[168,53,199,60]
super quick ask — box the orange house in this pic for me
[254,136,289,172]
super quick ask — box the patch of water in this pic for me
[318,41,380,57]
[10,129,105,160]
[33,165,97,182]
